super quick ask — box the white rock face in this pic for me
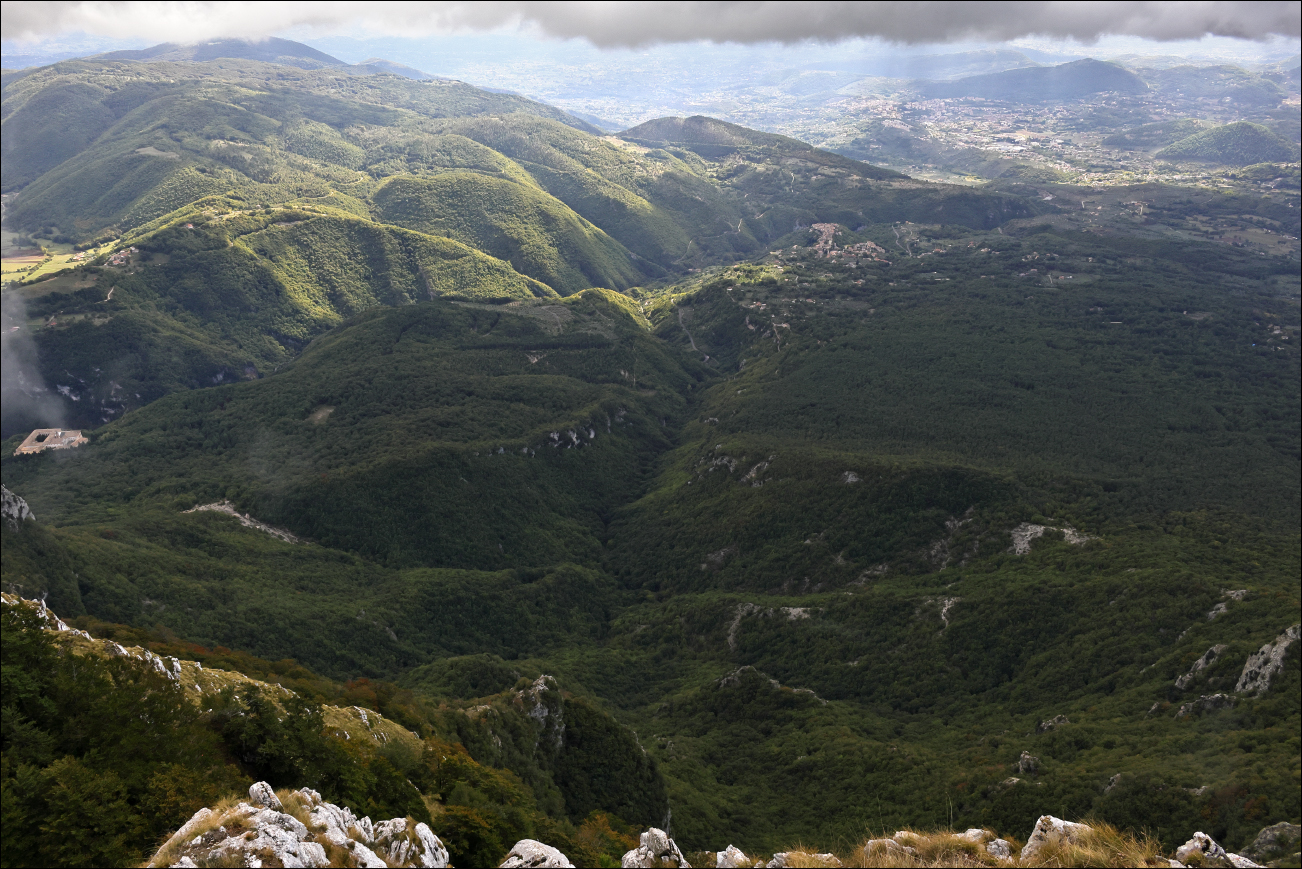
[1,485,34,529]
[1235,624,1301,694]
[249,780,283,810]
[500,839,576,868]
[986,838,1013,860]
[765,853,841,868]
[1174,832,1231,867]
[1019,815,1091,861]
[622,828,690,868]
[714,844,749,867]
[150,783,449,869]
[1176,645,1228,690]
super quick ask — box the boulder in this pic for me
[863,838,916,857]
[986,838,1013,860]
[622,828,691,868]
[1019,815,1091,861]
[714,845,749,868]
[957,828,989,842]
[500,838,575,868]
[1239,822,1302,865]
[249,780,283,810]
[1174,832,1232,868]
[375,818,451,868]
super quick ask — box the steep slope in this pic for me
[921,58,1147,101]
[373,172,643,293]
[6,203,552,433]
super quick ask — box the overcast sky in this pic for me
[3,1,1299,47]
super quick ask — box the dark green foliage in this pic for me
[374,173,644,293]
[1,606,247,868]
[553,697,668,826]
[1159,121,1300,165]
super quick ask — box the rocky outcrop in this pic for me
[1239,822,1301,866]
[149,782,448,868]
[622,828,690,868]
[1176,693,1236,718]
[1176,645,1228,690]
[1020,815,1090,861]
[766,851,841,867]
[1235,625,1301,695]
[1037,714,1070,733]
[500,839,575,868]
[713,844,750,867]
[1016,750,1040,775]
[1173,831,1266,868]
[1,485,34,529]
[1008,522,1092,555]
[183,500,301,543]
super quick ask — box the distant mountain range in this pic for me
[920,58,1148,101]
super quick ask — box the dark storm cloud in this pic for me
[2,1,1298,46]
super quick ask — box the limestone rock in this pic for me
[1235,625,1301,695]
[501,839,575,868]
[1175,832,1232,868]
[375,818,450,868]
[622,828,690,868]
[249,780,283,810]
[1176,693,1236,718]
[714,844,749,867]
[1176,645,1229,690]
[958,828,989,842]
[1037,715,1071,733]
[986,838,1013,860]
[150,783,448,869]
[1,485,34,529]
[1227,853,1265,868]
[1239,822,1302,865]
[1020,815,1091,861]
[1016,750,1040,775]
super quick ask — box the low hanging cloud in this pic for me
[2,1,1298,47]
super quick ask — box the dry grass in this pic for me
[144,793,249,867]
[763,822,1166,869]
[1019,821,1164,868]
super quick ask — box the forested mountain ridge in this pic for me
[2,47,1299,869]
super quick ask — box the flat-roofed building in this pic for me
[14,429,88,456]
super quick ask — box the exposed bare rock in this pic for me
[863,838,916,858]
[1176,645,1228,690]
[1020,815,1091,861]
[622,828,690,868]
[2,485,34,529]
[150,784,448,868]
[1008,522,1092,555]
[1037,714,1070,733]
[1235,625,1301,695]
[249,780,283,810]
[713,844,749,867]
[1239,822,1301,865]
[516,674,565,752]
[1176,693,1236,718]
[1175,832,1233,868]
[986,838,1013,860]
[183,500,301,543]
[500,838,575,868]
[1016,750,1040,775]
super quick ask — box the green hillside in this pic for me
[1103,118,1212,150]
[921,58,1147,101]
[5,213,1298,859]
[373,173,642,293]
[1158,121,1301,165]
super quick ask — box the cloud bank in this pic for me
[3,1,1298,47]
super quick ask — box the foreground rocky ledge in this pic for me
[150,785,1298,868]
